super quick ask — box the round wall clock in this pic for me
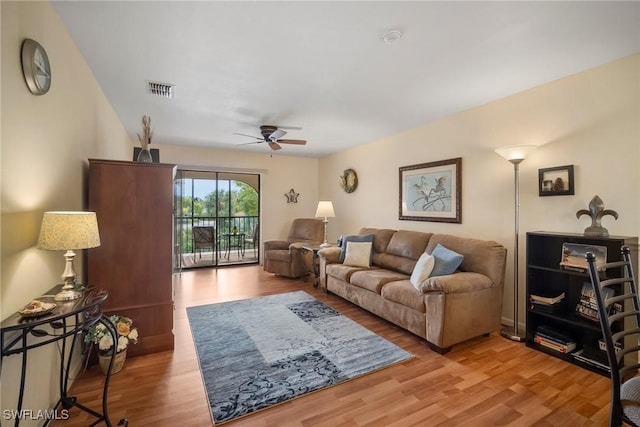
[21,38,51,95]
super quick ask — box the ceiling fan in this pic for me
[234,125,307,151]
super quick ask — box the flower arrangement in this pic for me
[137,115,152,151]
[85,315,139,355]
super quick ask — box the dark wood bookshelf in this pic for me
[526,231,638,376]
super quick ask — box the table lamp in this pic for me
[37,211,101,301]
[315,201,335,248]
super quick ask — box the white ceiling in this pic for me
[52,1,640,158]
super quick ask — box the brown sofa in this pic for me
[263,218,324,278]
[318,228,507,353]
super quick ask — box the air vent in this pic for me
[147,81,174,98]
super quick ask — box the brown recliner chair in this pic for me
[263,218,324,278]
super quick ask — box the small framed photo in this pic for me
[399,157,462,223]
[538,165,574,196]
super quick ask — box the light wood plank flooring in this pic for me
[54,266,613,426]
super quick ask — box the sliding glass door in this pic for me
[174,169,260,269]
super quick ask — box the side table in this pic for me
[0,285,126,427]
[221,233,246,259]
[301,244,334,289]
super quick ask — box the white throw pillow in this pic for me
[410,252,435,290]
[343,241,373,267]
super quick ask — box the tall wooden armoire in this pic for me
[88,159,175,356]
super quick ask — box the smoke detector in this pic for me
[147,81,174,98]
[382,29,403,44]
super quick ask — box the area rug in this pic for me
[186,291,413,424]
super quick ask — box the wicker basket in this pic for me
[98,349,127,375]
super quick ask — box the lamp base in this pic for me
[319,242,330,248]
[55,289,82,301]
[500,326,525,342]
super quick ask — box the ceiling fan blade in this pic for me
[276,125,303,130]
[277,139,306,145]
[233,132,262,140]
[268,141,282,151]
[269,129,287,140]
[238,141,261,146]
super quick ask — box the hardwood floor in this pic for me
[55,266,613,426]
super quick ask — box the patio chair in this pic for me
[193,226,216,262]
[244,223,259,255]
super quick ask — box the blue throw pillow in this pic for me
[339,234,374,263]
[430,243,464,277]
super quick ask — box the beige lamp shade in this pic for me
[37,211,101,250]
[494,145,537,162]
[314,201,335,218]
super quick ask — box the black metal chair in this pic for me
[586,246,640,427]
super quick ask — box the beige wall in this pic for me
[318,54,640,328]
[1,1,131,422]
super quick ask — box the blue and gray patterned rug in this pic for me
[186,291,413,424]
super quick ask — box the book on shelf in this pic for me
[530,292,565,305]
[598,338,622,353]
[534,334,576,353]
[530,300,565,314]
[535,325,575,344]
[559,242,607,272]
[572,349,610,372]
[534,325,576,354]
[575,281,615,323]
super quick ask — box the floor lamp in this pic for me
[495,144,537,342]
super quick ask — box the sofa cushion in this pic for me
[381,280,426,313]
[358,228,396,254]
[410,252,435,289]
[350,269,409,294]
[386,230,431,259]
[326,263,370,283]
[343,241,372,267]
[378,230,431,275]
[339,234,374,263]
[430,243,464,277]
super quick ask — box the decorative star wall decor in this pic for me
[285,188,299,203]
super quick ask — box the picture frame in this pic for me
[539,165,574,196]
[399,157,461,223]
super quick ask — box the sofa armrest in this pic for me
[264,240,290,251]
[317,247,341,290]
[417,272,493,294]
[318,246,341,264]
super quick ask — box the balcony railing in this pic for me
[176,215,258,253]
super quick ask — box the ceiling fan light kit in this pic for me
[234,125,307,151]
